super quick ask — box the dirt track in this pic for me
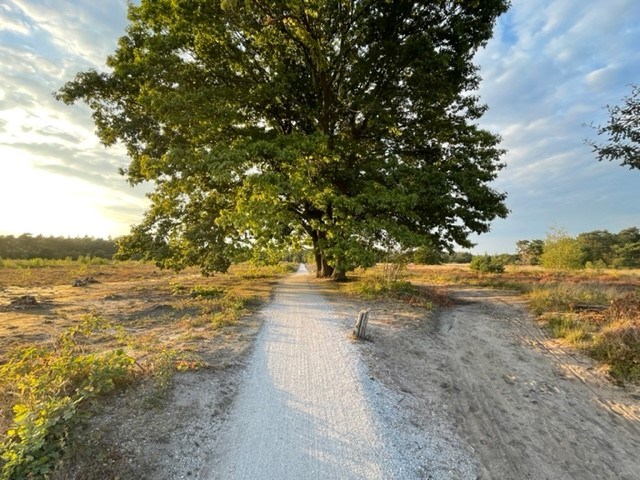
[353,287,640,479]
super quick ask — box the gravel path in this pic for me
[200,265,415,479]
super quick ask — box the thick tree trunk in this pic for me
[319,256,334,278]
[314,250,323,277]
[331,269,347,282]
[312,231,334,278]
[314,253,334,278]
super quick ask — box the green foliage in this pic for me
[527,284,610,315]
[540,229,585,270]
[58,0,510,279]
[231,262,297,279]
[546,315,594,344]
[442,251,473,264]
[588,83,640,170]
[577,230,617,266]
[189,286,225,299]
[516,239,544,265]
[469,255,505,273]
[518,227,640,269]
[345,277,433,309]
[411,245,443,265]
[0,234,116,260]
[0,316,134,479]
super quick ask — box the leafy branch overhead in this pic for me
[57,0,510,279]
[589,84,640,170]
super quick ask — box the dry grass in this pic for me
[0,261,294,453]
[338,266,451,309]
[379,263,640,384]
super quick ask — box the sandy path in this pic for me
[200,266,414,479]
[356,287,640,480]
[439,288,640,479]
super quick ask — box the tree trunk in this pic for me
[319,256,334,278]
[312,232,334,278]
[313,246,334,278]
[314,250,323,277]
[331,269,347,282]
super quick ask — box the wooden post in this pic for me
[353,309,370,339]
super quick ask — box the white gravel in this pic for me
[200,265,418,479]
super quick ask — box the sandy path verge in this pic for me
[200,266,416,479]
[353,286,640,480]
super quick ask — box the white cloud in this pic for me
[0,0,144,237]
[0,145,148,238]
[10,0,128,67]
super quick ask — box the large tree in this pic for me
[57,0,510,279]
[589,84,640,170]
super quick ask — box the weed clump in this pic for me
[590,293,640,383]
[0,316,134,479]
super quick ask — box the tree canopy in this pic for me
[589,83,640,170]
[57,0,510,279]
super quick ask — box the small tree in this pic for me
[516,239,544,265]
[540,229,585,270]
[588,84,640,170]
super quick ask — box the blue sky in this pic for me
[0,1,638,253]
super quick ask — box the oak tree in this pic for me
[57,0,510,279]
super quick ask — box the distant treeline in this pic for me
[404,227,640,270]
[0,234,118,260]
[516,227,640,269]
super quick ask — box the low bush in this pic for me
[231,262,296,279]
[527,284,611,315]
[546,315,595,344]
[0,316,135,480]
[470,255,505,273]
[589,293,640,382]
[342,276,436,309]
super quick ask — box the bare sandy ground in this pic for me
[346,287,640,480]
[53,272,640,479]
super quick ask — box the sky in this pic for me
[0,0,638,254]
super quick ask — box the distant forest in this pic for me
[516,227,640,269]
[0,234,117,260]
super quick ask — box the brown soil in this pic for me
[0,262,276,476]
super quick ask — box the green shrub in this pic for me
[546,315,594,344]
[189,286,225,299]
[540,229,585,270]
[527,284,611,315]
[469,255,505,273]
[0,316,134,479]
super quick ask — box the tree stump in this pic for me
[72,276,98,287]
[353,310,370,339]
